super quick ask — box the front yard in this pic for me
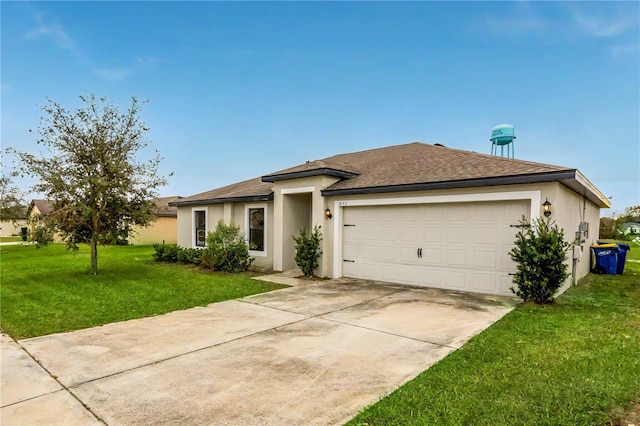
[349,247,640,425]
[1,243,638,424]
[0,244,286,339]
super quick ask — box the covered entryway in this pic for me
[341,200,529,295]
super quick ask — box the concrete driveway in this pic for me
[1,280,518,425]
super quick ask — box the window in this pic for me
[194,210,206,247]
[248,207,265,252]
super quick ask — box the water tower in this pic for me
[490,124,516,158]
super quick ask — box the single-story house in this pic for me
[171,142,610,297]
[129,196,181,245]
[620,222,640,235]
[0,205,27,237]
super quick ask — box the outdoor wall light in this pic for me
[325,208,333,219]
[543,198,552,217]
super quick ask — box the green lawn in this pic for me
[349,257,640,425]
[0,236,23,243]
[0,244,287,339]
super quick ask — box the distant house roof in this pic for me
[620,222,640,230]
[27,199,54,217]
[152,196,182,217]
[172,142,610,208]
[27,197,182,218]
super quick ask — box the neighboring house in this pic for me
[26,199,63,243]
[0,206,27,237]
[620,222,640,235]
[172,142,609,297]
[129,196,181,245]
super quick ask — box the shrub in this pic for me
[293,225,322,278]
[29,225,54,248]
[509,216,571,304]
[204,220,253,273]
[177,247,203,265]
[153,244,180,262]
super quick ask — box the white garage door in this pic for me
[341,200,529,296]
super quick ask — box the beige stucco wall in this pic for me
[129,217,177,245]
[271,175,340,274]
[176,179,603,288]
[176,202,274,270]
[543,182,601,293]
[0,220,27,237]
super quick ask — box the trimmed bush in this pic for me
[204,220,253,273]
[293,225,322,278]
[153,244,204,265]
[153,244,180,262]
[509,216,571,304]
[177,247,203,265]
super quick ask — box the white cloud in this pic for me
[24,14,75,50]
[484,2,548,41]
[22,11,159,83]
[566,4,639,39]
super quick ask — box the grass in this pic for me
[0,236,23,243]
[0,244,287,339]
[348,253,640,425]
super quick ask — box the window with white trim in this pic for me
[194,209,206,247]
[248,207,265,252]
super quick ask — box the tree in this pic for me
[10,95,169,274]
[620,205,640,223]
[0,174,26,221]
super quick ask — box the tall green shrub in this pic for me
[204,220,253,273]
[293,225,322,278]
[509,216,571,304]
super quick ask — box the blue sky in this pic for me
[2,1,639,215]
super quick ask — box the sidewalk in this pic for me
[0,333,101,425]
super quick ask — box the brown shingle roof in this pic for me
[174,142,578,206]
[262,159,360,182]
[172,177,273,206]
[152,196,181,217]
[28,199,53,216]
[321,142,573,193]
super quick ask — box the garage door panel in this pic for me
[446,227,468,244]
[421,268,443,287]
[447,205,470,221]
[473,273,497,292]
[399,227,419,242]
[474,250,497,268]
[443,270,466,288]
[500,275,515,294]
[341,200,529,296]
[422,205,447,220]
[380,226,397,242]
[445,250,467,266]
[475,227,498,244]
[422,248,443,265]
[424,227,444,242]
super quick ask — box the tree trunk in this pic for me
[90,234,98,274]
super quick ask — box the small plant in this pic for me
[153,244,180,262]
[204,220,253,273]
[509,216,571,304]
[293,225,322,278]
[29,225,54,248]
